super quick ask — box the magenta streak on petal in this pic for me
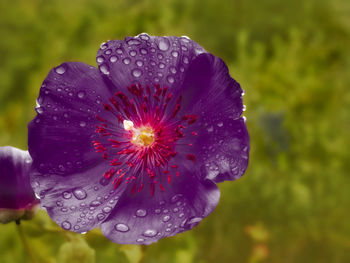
[93,83,199,195]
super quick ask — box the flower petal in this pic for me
[30,162,127,233]
[0,146,36,209]
[28,62,115,175]
[96,34,205,92]
[180,53,249,182]
[100,167,220,245]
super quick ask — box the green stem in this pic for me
[16,220,39,263]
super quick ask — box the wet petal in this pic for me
[180,53,249,182]
[28,62,115,175]
[100,167,219,244]
[96,34,205,93]
[31,162,127,233]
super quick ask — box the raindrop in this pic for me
[97,213,105,221]
[171,51,179,57]
[61,221,71,230]
[115,223,129,232]
[158,38,170,51]
[103,206,112,213]
[137,238,145,243]
[79,121,86,127]
[73,188,87,200]
[183,56,189,64]
[167,76,175,84]
[136,60,143,67]
[100,65,109,75]
[97,56,104,63]
[135,209,147,217]
[132,69,142,78]
[129,50,137,56]
[171,194,183,203]
[179,213,184,218]
[56,201,63,207]
[36,107,44,114]
[155,209,161,214]
[158,63,165,69]
[217,122,223,127]
[162,215,171,222]
[100,42,108,49]
[90,200,101,207]
[123,58,131,65]
[110,56,118,63]
[143,229,157,237]
[173,208,179,213]
[55,66,65,74]
[140,48,148,55]
[186,217,202,226]
[169,67,177,74]
[243,105,246,111]
[116,48,123,54]
[105,49,112,55]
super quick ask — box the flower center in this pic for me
[93,83,199,196]
[123,120,155,147]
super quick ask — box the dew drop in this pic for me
[169,67,177,74]
[97,213,105,221]
[158,63,165,69]
[167,76,175,84]
[137,238,145,243]
[79,121,86,127]
[132,69,142,78]
[123,58,131,65]
[129,50,137,56]
[116,48,123,54]
[110,56,118,63]
[115,223,129,232]
[100,42,108,50]
[90,200,101,207]
[136,60,143,67]
[158,38,170,51]
[217,122,223,127]
[61,221,71,230]
[183,56,189,64]
[135,209,147,217]
[143,229,157,237]
[97,56,104,63]
[73,188,87,200]
[100,65,109,75]
[171,51,179,57]
[55,66,65,74]
[103,206,112,213]
[140,48,148,55]
[162,215,171,222]
[171,194,183,203]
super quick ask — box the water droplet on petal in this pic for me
[110,56,118,63]
[103,206,112,213]
[55,66,65,74]
[97,213,105,221]
[217,122,223,127]
[73,188,87,200]
[123,58,131,65]
[167,76,174,84]
[115,223,129,232]
[61,221,71,230]
[62,191,72,199]
[116,48,123,54]
[77,91,85,99]
[207,126,214,133]
[171,194,183,203]
[183,56,189,64]
[137,238,145,243]
[90,200,101,207]
[100,42,108,49]
[136,60,143,67]
[97,56,104,63]
[171,51,179,57]
[143,229,157,237]
[129,50,137,56]
[140,48,148,55]
[162,215,171,222]
[132,69,142,78]
[80,121,86,127]
[135,209,147,217]
[100,65,109,75]
[158,38,170,51]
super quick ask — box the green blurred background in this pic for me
[0,0,349,262]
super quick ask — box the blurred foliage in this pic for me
[0,0,349,262]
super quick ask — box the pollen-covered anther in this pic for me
[123,120,155,147]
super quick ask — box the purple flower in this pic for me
[28,34,249,244]
[0,146,39,224]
